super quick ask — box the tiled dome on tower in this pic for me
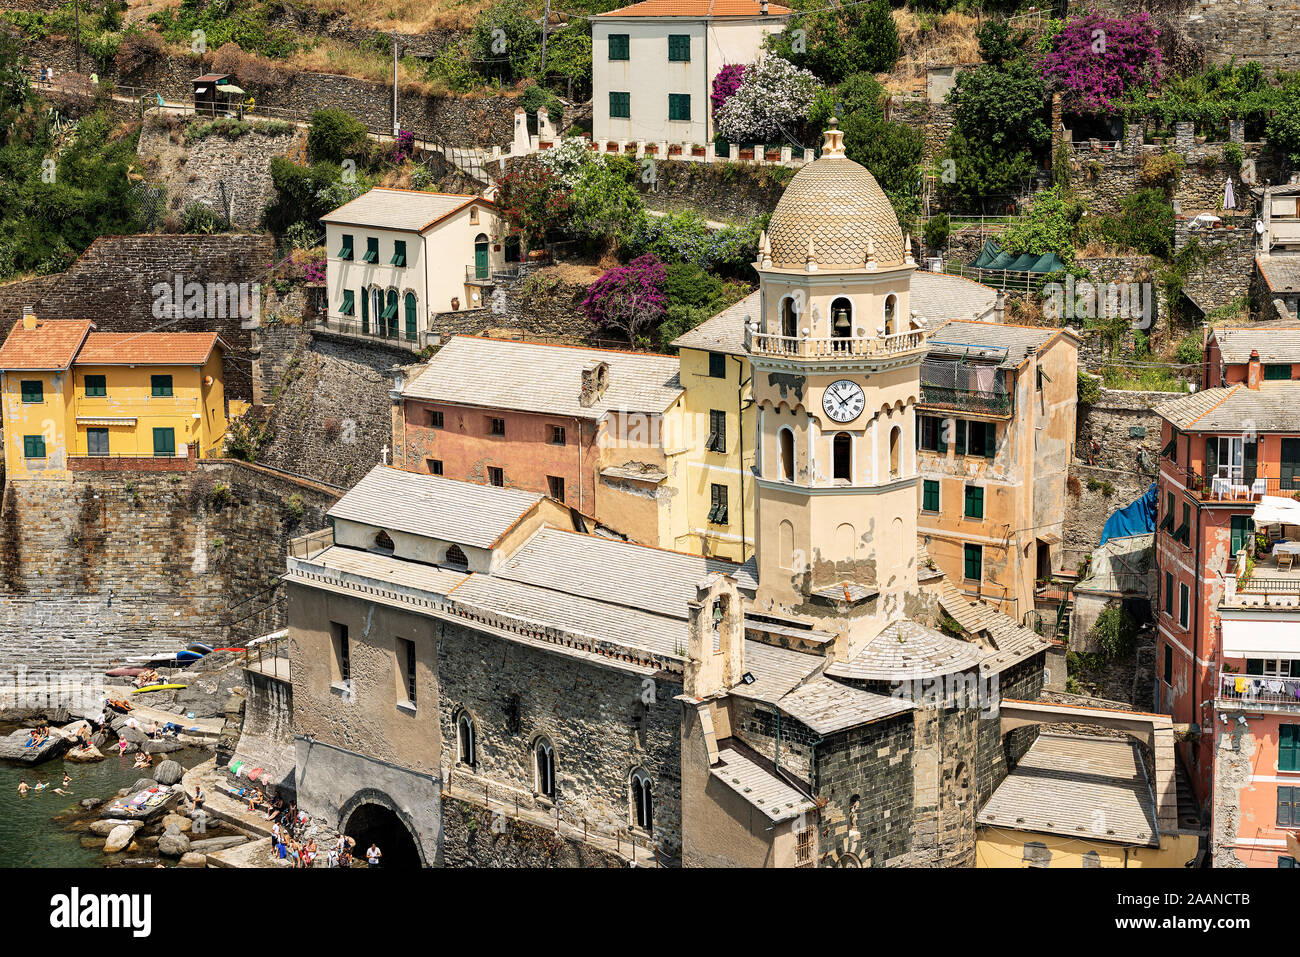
[765,119,906,270]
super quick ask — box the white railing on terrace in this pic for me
[1218,671,1300,708]
[745,327,926,359]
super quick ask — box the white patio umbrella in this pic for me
[1224,177,1236,211]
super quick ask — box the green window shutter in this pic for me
[1230,515,1253,554]
[1283,438,1300,491]
[922,479,939,512]
[23,435,45,458]
[709,352,726,378]
[362,237,378,263]
[84,375,106,397]
[668,35,690,61]
[341,290,355,316]
[361,288,369,332]
[669,94,691,121]
[153,427,175,457]
[955,420,967,456]
[937,417,947,454]
[20,380,42,403]
[609,92,630,119]
[391,240,406,267]
[1281,725,1300,772]
[1265,363,1291,380]
[151,374,173,397]
[609,33,629,61]
[965,485,984,519]
[963,544,982,581]
[984,421,997,458]
[1278,786,1295,827]
[405,292,417,341]
[339,234,353,260]
[1164,572,1174,614]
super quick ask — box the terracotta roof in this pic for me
[76,332,225,366]
[1154,381,1300,432]
[321,188,491,233]
[0,319,94,371]
[599,0,791,16]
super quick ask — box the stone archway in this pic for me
[339,788,427,868]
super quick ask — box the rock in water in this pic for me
[104,825,135,853]
[89,819,142,837]
[161,812,191,833]
[80,798,103,810]
[177,851,207,868]
[153,760,183,785]
[131,777,156,793]
[66,744,105,763]
[158,824,190,857]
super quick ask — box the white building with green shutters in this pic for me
[320,188,506,349]
[590,0,789,149]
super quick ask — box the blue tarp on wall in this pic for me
[1099,482,1158,545]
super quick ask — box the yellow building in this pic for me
[0,312,229,479]
[975,733,1201,868]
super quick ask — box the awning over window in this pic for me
[1221,616,1300,658]
[76,416,136,426]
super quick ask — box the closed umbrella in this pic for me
[1224,177,1236,211]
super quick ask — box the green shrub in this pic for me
[1077,370,1101,405]
[1088,605,1137,659]
[1174,333,1204,365]
[180,202,230,234]
[307,108,369,165]
[923,213,951,251]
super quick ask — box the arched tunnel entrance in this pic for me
[344,802,423,868]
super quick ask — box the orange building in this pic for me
[390,335,690,548]
[1153,350,1300,867]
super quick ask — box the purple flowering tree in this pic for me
[1040,12,1162,114]
[711,64,746,121]
[581,254,668,342]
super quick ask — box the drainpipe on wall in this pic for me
[733,355,754,563]
[577,415,585,516]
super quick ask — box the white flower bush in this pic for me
[715,56,822,144]
[538,137,604,187]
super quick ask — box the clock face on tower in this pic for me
[822,378,866,423]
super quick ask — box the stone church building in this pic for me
[284,124,1053,866]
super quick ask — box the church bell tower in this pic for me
[745,121,929,656]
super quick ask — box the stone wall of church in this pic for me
[436,619,685,859]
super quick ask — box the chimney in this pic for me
[993,289,1006,324]
[1247,348,1262,389]
[580,359,610,407]
[22,306,36,330]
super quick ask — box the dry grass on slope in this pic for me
[884,9,983,95]
[290,0,493,32]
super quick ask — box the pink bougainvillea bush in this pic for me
[711,63,746,120]
[1040,12,1162,114]
[580,254,668,342]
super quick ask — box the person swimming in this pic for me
[16,780,29,795]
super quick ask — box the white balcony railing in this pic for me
[746,327,926,359]
[1219,671,1300,708]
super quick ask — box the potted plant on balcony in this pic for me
[765,144,782,162]
[667,143,682,156]
[738,146,754,160]
[691,143,706,157]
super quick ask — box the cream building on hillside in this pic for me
[590,0,790,148]
[320,188,507,350]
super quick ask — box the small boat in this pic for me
[187,642,214,654]
[105,667,147,678]
[132,683,187,695]
[175,650,204,661]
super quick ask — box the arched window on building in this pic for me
[831,297,853,338]
[534,738,556,798]
[833,432,851,482]
[889,425,901,478]
[884,294,898,335]
[373,530,395,554]
[781,296,798,339]
[445,544,468,567]
[404,292,418,342]
[630,768,653,831]
[456,712,476,767]
[779,428,795,482]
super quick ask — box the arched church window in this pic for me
[445,544,468,567]
[457,711,476,767]
[781,297,798,339]
[884,294,897,335]
[779,428,795,482]
[889,425,901,478]
[831,297,853,338]
[534,738,556,798]
[630,768,653,831]
[833,432,851,482]
[373,530,394,554]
